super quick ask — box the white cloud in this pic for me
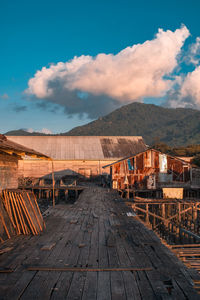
[40,128,52,134]
[180,66,200,107]
[26,128,52,134]
[188,37,200,65]
[26,26,189,109]
[27,128,34,133]
[0,93,9,100]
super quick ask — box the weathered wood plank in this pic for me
[0,187,199,299]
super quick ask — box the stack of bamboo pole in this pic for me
[0,190,45,242]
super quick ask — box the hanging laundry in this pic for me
[127,159,134,170]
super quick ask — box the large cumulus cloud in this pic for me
[26,25,190,117]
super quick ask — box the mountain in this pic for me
[5,102,200,146]
[5,129,49,136]
[63,102,200,146]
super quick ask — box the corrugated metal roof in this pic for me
[0,134,50,159]
[7,136,147,160]
[103,148,191,168]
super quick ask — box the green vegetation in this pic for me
[152,142,200,167]
[152,142,200,156]
[65,102,200,146]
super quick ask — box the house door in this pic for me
[183,166,190,182]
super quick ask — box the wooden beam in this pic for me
[132,204,193,223]
[179,228,200,241]
[0,149,13,155]
[0,268,13,273]
[27,266,153,272]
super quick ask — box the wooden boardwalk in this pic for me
[0,187,200,299]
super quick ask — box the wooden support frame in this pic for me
[131,199,200,245]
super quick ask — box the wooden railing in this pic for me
[128,199,200,245]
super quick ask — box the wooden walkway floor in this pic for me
[0,187,200,299]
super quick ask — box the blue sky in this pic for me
[1,0,200,133]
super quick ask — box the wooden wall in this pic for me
[18,159,113,179]
[0,152,18,191]
[111,149,191,190]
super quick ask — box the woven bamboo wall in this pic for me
[0,153,18,191]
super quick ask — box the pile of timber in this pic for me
[170,244,200,294]
[0,190,45,242]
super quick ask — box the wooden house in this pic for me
[103,149,200,190]
[7,136,147,182]
[0,134,49,191]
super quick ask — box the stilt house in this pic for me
[103,148,200,190]
[0,134,50,191]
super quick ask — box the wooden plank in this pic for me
[171,244,200,248]
[40,243,56,251]
[19,204,83,300]
[5,212,69,299]
[64,204,93,300]
[97,205,111,300]
[50,198,92,299]
[0,247,13,255]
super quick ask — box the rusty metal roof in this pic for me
[7,136,147,160]
[103,148,191,168]
[0,134,50,159]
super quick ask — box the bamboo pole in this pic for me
[32,192,46,229]
[3,191,16,229]
[19,194,38,235]
[16,194,30,234]
[10,192,25,235]
[51,160,55,207]
[26,192,42,231]
[13,193,26,235]
[9,192,20,235]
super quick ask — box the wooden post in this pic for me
[193,204,197,222]
[162,203,168,227]
[38,189,41,199]
[51,160,55,207]
[55,190,59,203]
[99,160,101,176]
[65,189,68,202]
[178,202,181,223]
[153,205,156,229]
[146,204,149,224]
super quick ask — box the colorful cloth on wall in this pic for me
[159,154,167,173]
[127,159,134,170]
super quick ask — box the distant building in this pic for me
[0,134,49,191]
[7,136,147,182]
[103,148,200,190]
